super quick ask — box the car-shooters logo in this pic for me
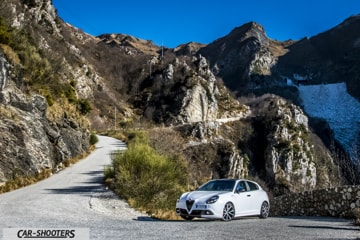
[3,228,89,240]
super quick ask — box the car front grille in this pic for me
[186,199,195,211]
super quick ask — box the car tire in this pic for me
[259,201,269,219]
[181,215,194,221]
[222,202,235,221]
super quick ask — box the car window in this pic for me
[246,181,259,191]
[236,181,247,192]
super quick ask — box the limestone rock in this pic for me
[0,52,89,183]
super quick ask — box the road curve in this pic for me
[0,136,359,240]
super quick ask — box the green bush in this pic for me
[63,82,77,103]
[77,99,92,115]
[45,93,54,106]
[109,131,188,215]
[0,17,10,45]
[89,132,98,145]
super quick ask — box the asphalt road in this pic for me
[0,135,359,240]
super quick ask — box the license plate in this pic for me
[196,204,207,209]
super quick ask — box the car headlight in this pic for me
[206,195,219,204]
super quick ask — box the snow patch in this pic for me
[298,83,360,156]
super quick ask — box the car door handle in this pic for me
[247,194,251,197]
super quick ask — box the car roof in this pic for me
[208,179,261,186]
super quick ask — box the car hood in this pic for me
[181,191,229,201]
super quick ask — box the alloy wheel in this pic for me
[260,201,269,219]
[222,202,235,221]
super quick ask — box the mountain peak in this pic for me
[230,21,265,35]
[96,33,159,55]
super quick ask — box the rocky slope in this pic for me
[0,0,356,192]
[0,52,90,182]
[0,0,93,182]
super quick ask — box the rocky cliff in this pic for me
[176,94,340,195]
[0,52,90,182]
[198,22,284,93]
[0,0,93,183]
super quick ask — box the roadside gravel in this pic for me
[89,190,146,219]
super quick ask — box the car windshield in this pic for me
[197,180,236,191]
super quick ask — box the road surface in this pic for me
[0,135,359,239]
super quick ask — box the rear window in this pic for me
[247,181,259,191]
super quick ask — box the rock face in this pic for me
[177,94,338,194]
[177,55,219,123]
[0,0,93,183]
[259,96,316,193]
[136,54,247,125]
[0,53,90,182]
[199,22,278,91]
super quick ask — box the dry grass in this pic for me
[0,43,20,65]
[268,39,292,59]
[0,169,52,194]
[147,127,186,156]
[0,105,20,121]
[105,130,127,142]
[46,97,90,128]
[148,209,182,221]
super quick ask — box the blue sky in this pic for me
[52,0,360,48]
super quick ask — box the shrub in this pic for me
[108,131,188,218]
[0,17,10,45]
[63,82,77,103]
[77,99,92,115]
[89,132,98,145]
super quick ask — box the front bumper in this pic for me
[176,207,215,217]
[176,200,221,219]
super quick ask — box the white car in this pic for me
[176,179,270,221]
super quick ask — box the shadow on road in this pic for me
[45,170,107,196]
[111,142,127,148]
[289,224,359,231]
[45,185,105,196]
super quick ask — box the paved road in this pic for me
[0,136,359,240]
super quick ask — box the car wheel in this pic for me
[222,202,235,221]
[259,201,269,219]
[181,215,194,221]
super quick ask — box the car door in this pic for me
[233,181,253,216]
[246,181,263,214]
